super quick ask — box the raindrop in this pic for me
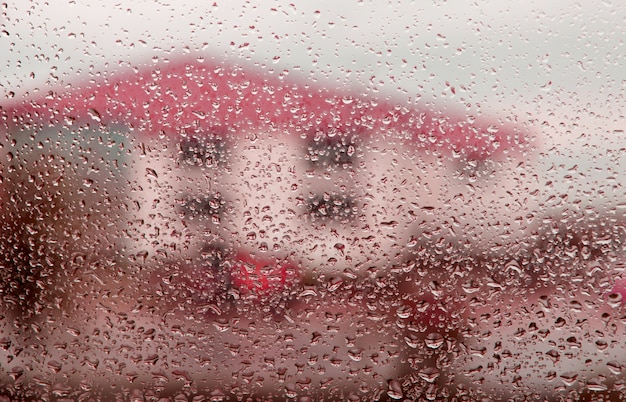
[404,332,420,349]
[326,276,343,292]
[66,327,81,337]
[607,361,622,375]
[387,379,404,400]
[341,96,354,104]
[396,305,412,319]
[0,337,11,350]
[285,384,298,398]
[546,349,560,363]
[607,292,623,307]
[461,279,481,294]
[192,110,207,119]
[209,389,227,401]
[47,360,63,373]
[586,378,608,392]
[560,372,578,386]
[348,348,363,361]
[87,108,102,122]
[145,167,158,178]
[8,367,23,381]
[418,367,440,383]
[424,332,444,349]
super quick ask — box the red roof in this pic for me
[1,58,531,159]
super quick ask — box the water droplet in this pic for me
[0,337,11,350]
[47,360,63,373]
[554,317,566,328]
[145,167,158,178]
[285,384,298,398]
[387,379,403,399]
[424,332,444,349]
[51,384,72,398]
[418,367,440,383]
[470,345,487,357]
[486,125,500,134]
[404,332,420,349]
[209,388,227,401]
[87,108,101,122]
[326,276,343,292]
[347,144,355,156]
[461,279,481,294]
[560,372,578,386]
[348,348,363,361]
[396,305,412,319]
[66,327,81,337]
[213,317,230,332]
[341,96,354,104]
[607,361,622,375]
[144,354,159,365]
[191,110,207,119]
[607,292,623,307]
[546,349,560,363]
[587,378,607,392]
[8,367,23,381]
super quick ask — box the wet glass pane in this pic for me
[1,1,625,400]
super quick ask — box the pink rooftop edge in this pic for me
[1,58,531,160]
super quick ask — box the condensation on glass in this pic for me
[0,1,625,401]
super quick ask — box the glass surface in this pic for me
[1,1,625,400]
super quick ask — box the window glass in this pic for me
[1,1,625,400]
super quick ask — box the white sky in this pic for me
[2,0,623,103]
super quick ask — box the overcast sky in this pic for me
[2,1,623,103]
